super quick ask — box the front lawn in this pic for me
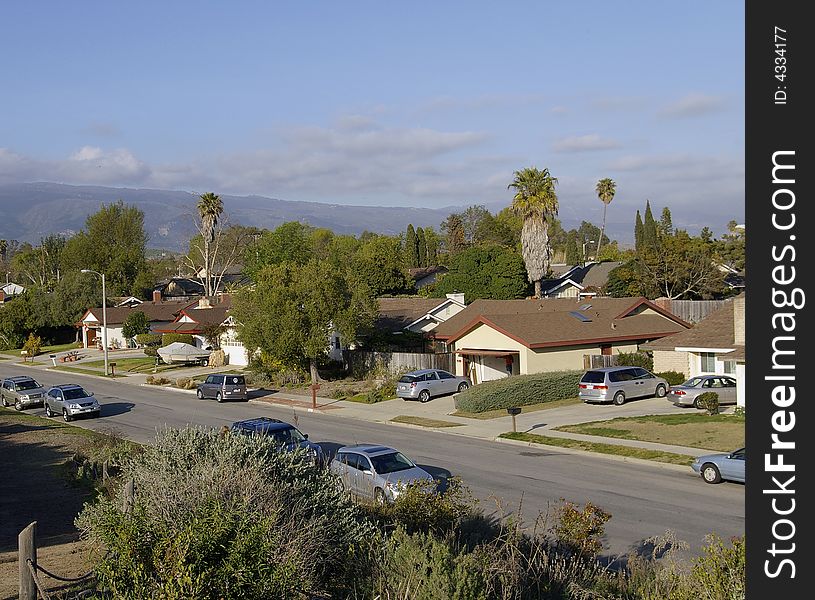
[452,397,581,420]
[554,413,745,452]
[82,356,186,374]
[0,341,80,357]
[390,415,464,428]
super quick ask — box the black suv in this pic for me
[231,417,324,465]
[1,376,47,410]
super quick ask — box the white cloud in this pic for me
[553,134,620,153]
[659,93,725,118]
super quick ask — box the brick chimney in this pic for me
[733,295,745,345]
[153,290,162,303]
[653,297,672,312]
[0,290,4,304]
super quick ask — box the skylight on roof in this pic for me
[579,303,592,310]
[569,311,592,322]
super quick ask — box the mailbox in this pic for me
[506,407,522,416]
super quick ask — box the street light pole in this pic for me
[81,269,109,376]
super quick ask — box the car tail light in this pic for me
[579,384,587,389]
[673,390,685,395]
[594,385,608,390]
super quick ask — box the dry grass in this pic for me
[390,415,464,428]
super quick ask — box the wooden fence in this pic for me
[658,299,730,323]
[345,351,455,375]
[583,354,620,369]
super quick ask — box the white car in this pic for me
[44,384,101,422]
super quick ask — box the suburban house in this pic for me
[376,294,466,334]
[0,282,26,303]
[641,295,745,406]
[538,261,623,299]
[153,295,251,366]
[154,267,249,301]
[408,266,448,290]
[432,296,689,383]
[77,295,197,349]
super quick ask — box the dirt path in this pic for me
[0,410,98,599]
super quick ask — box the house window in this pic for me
[722,360,735,374]
[700,352,716,372]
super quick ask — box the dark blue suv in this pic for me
[230,417,324,465]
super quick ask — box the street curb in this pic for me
[386,419,467,432]
[140,384,197,394]
[493,435,692,473]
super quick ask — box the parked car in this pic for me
[667,375,738,408]
[579,366,668,405]
[44,384,101,422]
[396,369,470,402]
[196,374,248,402]
[230,417,324,465]
[1,376,47,410]
[691,447,745,484]
[329,444,435,503]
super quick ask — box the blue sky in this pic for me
[1,1,744,240]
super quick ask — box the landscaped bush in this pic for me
[22,332,42,357]
[161,333,195,347]
[175,377,197,390]
[454,370,583,413]
[696,391,720,415]
[136,333,162,357]
[145,375,171,386]
[656,370,687,386]
[615,350,654,372]
[76,427,372,599]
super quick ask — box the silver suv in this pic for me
[396,369,470,403]
[579,366,668,405]
[1,376,47,410]
[329,444,435,503]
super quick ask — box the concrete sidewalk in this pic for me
[13,355,728,459]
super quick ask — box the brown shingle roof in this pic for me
[82,299,198,325]
[376,297,450,331]
[433,297,688,348]
[640,300,741,354]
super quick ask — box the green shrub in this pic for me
[552,500,612,558]
[75,427,372,599]
[136,333,162,357]
[122,311,150,340]
[733,405,746,417]
[454,370,583,413]
[696,391,720,415]
[615,350,654,372]
[689,534,745,599]
[22,332,42,357]
[161,333,195,347]
[656,370,687,386]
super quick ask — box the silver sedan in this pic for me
[667,375,738,408]
[691,448,745,484]
[396,369,470,403]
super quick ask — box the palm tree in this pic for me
[508,167,559,298]
[595,178,616,258]
[197,192,224,296]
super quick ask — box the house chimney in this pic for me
[653,297,672,312]
[445,293,465,305]
[0,290,4,304]
[733,295,745,345]
[198,297,212,309]
[153,289,162,303]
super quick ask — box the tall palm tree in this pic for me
[197,192,224,296]
[594,178,616,258]
[508,167,559,298]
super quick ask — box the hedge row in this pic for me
[454,370,584,413]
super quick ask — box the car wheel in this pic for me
[693,397,702,409]
[457,382,470,393]
[14,400,23,411]
[45,404,53,418]
[201,359,209,367]
[216,392,223,403]
[63,408,73,423]
[418,390,431,403]
[374,488,387,505]
[197,389,204,399]
[612,391,626,406]
[701,463,722,484]
[655,384,667,398]
[1,395,8,407]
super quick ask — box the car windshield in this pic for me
[266,427,306,445]
[63,387,90,400]
[370,451,415,474]
[398,375,419,383]
[581,371,605,384]
[16,380,41,391]
[682,377,707,387]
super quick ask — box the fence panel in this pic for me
[663,299,729,323]
[346,351,454,375]
[583,354,619,369]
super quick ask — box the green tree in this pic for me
[508,167,559,298]
[658,206,674,237]
[424,227,440,265]
[604,260,641,297]
[244,222,315,278]
[634,210,644,252]
[642,200,658,249]
[565,232,580,265]
[122,311,150,340]
[61,200,147,296]
[594,178,616,257]
[441,214,467,257]
[233,259,377,383]
[10,235,66,290]
[715,220,745,271]
[352,235,412,296]
[416,227,428,267]
[434,245,529,300]
[405,224,419,268]
[194,192,225,296]
[460,205,492,244]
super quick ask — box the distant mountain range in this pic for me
[0,182,617,251]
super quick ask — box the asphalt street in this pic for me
[2,364,745,557]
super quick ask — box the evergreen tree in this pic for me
[634,210,644,252]
[642,200,658,248]
[441,214,467,256]
[405,224,419,267]
[416,227,428,267]
[659,207,673,237]
[424,227,440,265]
[565,232,580,265]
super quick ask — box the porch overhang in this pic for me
[455,349,518,357]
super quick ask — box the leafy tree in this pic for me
[440,214,467,256]
[434,245,529,300]
[565,232,580,265]
[233,259,377,383]
[423,227,440,265]
[715,220,745,271]
[405,224,419,268]
[634,210,644,252]
[60,200,148,296]
[604,260,641,297]
[122,311,150,340]
[594,178,616,257]
[508,166,559,298]
[352,235,412,296]
[473,212,517,248]
[10,235,66,290]
[244,221,314,278]
[700,227,714,243]
[201,323,227,350]
[416,227,428,267]
[493,207,522,249]
[460,205,492,244]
